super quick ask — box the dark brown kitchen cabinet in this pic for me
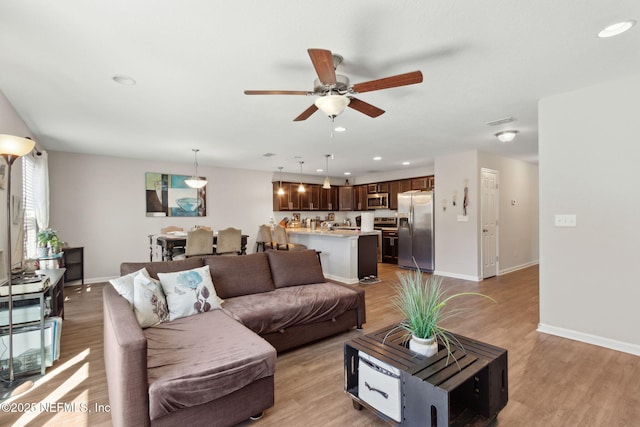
[300,185,320,210]
[320,187,338,211]
[389,180,400,210]
[354,185,368,211]
[399,179,412,193]
[273,182,301,211]
[339,186,354,211]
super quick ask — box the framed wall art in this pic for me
[145,172,206,217]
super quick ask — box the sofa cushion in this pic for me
[204,252,275,299]
[144,309,276,421]
[222,282,361,335]
[120,258,204,280]
[266,250,324,288]
[157,266,222,321]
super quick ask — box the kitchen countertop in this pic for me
[286,228,380,237]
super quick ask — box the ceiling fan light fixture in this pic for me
[315,95,350,118]
[495,130,519,143]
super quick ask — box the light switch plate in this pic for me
[554,214,577,227]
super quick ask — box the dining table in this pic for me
[149,233,249,261]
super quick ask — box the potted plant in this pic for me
[389,267,495,358]
[37,228,62,256]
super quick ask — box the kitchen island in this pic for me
[287,228,380,284]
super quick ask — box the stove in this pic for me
[375,217,399,264]
[374,217,397,230]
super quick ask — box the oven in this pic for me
[374,217,398,264]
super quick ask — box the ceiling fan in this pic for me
[244,48,423,121]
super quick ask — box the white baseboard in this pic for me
[537,323,640,357]
[433,270,481,282]
[498,260,539,276]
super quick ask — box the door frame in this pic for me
[480,168,499,279]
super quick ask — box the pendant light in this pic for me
[277,166,285,195]
[297,161,305,193]
[323,154,331,189]
[185,148,208,189]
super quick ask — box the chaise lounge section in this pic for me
[103,250,365,426]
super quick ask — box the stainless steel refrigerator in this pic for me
[397,190,434,271]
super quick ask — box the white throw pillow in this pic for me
[132,273,169,328]
[109,268,151,306]
[157,266,222,321]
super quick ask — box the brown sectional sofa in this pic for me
[103,250,366,427]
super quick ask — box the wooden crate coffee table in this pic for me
[344,325,508,426]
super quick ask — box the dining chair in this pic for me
[173,228,214,259]
[273,225,307,251]
[215,227,242,256]
[255,224,275,252]
[160,226,186,258]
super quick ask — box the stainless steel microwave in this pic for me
[367,193,389,209]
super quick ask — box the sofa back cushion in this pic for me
[266,250,325,288]
[204,252,275,299]
[120,258,204,279]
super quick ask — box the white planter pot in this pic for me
[409,335,438,357]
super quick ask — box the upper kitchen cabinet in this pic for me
[411,176,435,191]
[354,185,368,211]
[339,186,354,211]
[367,182,390,194]
[300,185,320,210]
[320,187,338,211]
[273,182,301,211]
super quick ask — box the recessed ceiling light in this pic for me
[373,156,382,161]
[402,161,411,166]
[112,75,136,85]
[344,172,351,176]
[598,20,636,38]
[334,126,346,132]
[316,168,323,172]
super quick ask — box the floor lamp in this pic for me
[0,134,35,399]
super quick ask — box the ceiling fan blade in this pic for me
[347,97,385,118]
[293,104,318,121]
[351,70,423,93]
[244,90,310,95]
[308,49,337,85]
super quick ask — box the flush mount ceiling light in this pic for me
[495,130,519,143]
[323,154,331,189]
[112,75,136,85]
[334,126,347,132]
[185,148,208,189]
[598,20,636,38]
[315,94,350,119]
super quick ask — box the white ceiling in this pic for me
[1,1,639,179]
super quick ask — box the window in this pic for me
[22,155,37,259]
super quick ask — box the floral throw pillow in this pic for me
[157,266,222,321]
[132,273,169,328]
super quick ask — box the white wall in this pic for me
[48,151,275,282]
[434,150,481,280]
[538,73,640,354]
[478,152,539,274]
[0,89,34,265]
[434,150,539,281]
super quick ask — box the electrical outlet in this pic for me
[554,214,577,227]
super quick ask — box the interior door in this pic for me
[481,169,498,278]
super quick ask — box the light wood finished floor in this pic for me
[2,264,639,426]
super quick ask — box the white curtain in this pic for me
[33,150,49,230]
